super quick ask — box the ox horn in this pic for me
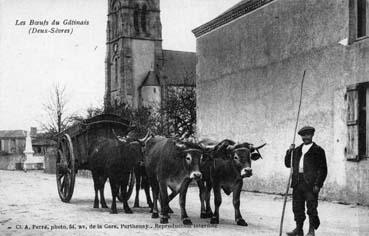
[226,143,237,151]
[200,143,217,150]
[175,142,187,150]
[112,129,127,143]
[138,129,152,143]
[254,143,267,150]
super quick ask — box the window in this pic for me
[141,4,147,33]
[357,0,367,38]
[34,146,41,154]
[134,5,140,33]
[10,139,16,153]
[113,13,118,37]
[111,0,120,37]
[349,0,368,43]
[111,0,120,11]
[107,20,111,40]
[114,57,118,85]
[346,83,369,161]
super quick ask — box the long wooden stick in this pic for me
[279,70,306,236]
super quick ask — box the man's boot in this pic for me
[305,225,315,236]
[286,222,304,236]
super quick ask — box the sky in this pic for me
[0,0,240,130]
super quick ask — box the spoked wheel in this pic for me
[117,171,135,202]
[56,134,76,202]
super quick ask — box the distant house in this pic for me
[32,136,56,156]
[0,128,55,170]
[0,128,55,155]
[0,130,27,154]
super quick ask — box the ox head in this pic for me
[113,129,153,165]
[136,130,154,165]
[224,141,266,178]
[175,141,204,180]
[198,140,218,166]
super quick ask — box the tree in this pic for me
[105,103,165,138]
[86,105,104,119]
[40,84,72,139]
[102,84,196,139]
[162,86,196,138]
[69,104,104,124]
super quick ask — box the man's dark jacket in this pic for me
[284,143,328,188]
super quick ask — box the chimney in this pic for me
[30,127,37,137]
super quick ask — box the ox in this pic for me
[206,139,266,226]
[167,139,265,225]
[145,136,204,225]
[119,131,154,210]
[165,139,215,218]
[89,133,150,214]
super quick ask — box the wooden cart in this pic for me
[56,114,134,202]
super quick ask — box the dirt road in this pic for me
[0,170,368,236]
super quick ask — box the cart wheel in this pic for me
[56,134,76,202]
[118,171,135,202]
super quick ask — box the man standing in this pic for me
[284,126,328,236]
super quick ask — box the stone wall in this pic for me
[0,154,23,170]
[44,148,56,174]
[132,39,156,108]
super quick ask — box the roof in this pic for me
[32,138,57,146]
[161,50,196,86]
[221,0,251,14]
[0,130,26,139]
[192,0,275,38]
[140,71,161,87]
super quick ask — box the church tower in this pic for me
[104,0,163,109]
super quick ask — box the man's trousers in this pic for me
[292,173,320,229]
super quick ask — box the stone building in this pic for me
[104,0,196,110]
[0,128,53,156]
[193,0,369,205]
[0,130,27,154]
[0,128,54,170]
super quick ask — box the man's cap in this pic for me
[298,126,315,135]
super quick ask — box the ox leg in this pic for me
[168,189,178,202]
[205,181,213,218]
[159,181,169,224]
[141,169,153,208]
[109,179,119,214]
[144,182,153,208]
[233,180,247,226]
[179,178,192,225]
[122,173,133,214]
[133,168,141,208]
[99,176,108,208]
[167,188,177,214]
[92,172,99,208]
[210,184,222,224]
[151,180,160,218]
[197,180,207,218]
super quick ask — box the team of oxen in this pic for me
[88,130,266,226]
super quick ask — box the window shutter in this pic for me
[346,86,360,161]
